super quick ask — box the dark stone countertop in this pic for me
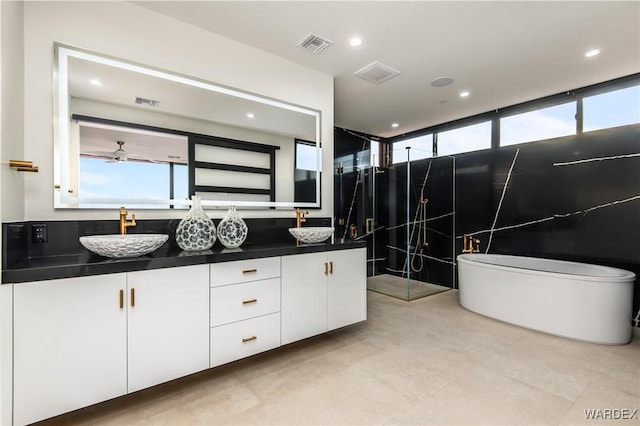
[2,239,366,284]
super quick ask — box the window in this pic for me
[295,140,319,204]
[437,122,491,156]
[172,164,189,202]
[392,134,433,164]
[79,158,174,207]
[501,102,576,146]
[583,85,640,132]
[295,140,319,171]
[370,140,380,168]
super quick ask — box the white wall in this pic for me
[1,1,25,223]
[22,1,334,221]
[0,1,23,422]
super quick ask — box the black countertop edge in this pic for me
[2,240,366,284]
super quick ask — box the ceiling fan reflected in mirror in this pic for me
[83,140,153,163]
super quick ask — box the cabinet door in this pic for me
[127,265,209,393]
[328,248,367,330]
[13,274,127,425]
[281,252,328,345]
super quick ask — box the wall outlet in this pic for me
[32,224,48,243]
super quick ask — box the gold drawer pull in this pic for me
[119,289,124,309]
[242,336,257,343]
[242,298,258,305]
[242,268,257,274]
[130,288,135,307]
[329,261,333,274]
[324,262,328,275]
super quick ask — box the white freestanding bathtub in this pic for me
[457,254,635,345]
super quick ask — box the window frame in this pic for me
[386,73,639,156]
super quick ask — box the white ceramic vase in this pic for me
[216,206,248,249]
[175,196,217,251]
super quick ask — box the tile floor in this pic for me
[39,290,639,425]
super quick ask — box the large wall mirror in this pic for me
[54,43,322,209]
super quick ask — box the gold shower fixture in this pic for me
[419,196,429,249]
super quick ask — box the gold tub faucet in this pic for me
[295,208,309,228]
[462,234,481,253]
[119,207,136,235]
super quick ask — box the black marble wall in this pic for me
[333,128,380,275]
[455,124,640,317]
[335,123,640,322]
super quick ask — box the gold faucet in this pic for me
[462,234,480,253]
[295,208,309,228]
[119,207,136,235]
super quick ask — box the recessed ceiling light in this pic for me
[459,91,470,98]
[90,79,103,86]
[349,37,363,47]
[431,77,454,88]
[246,113,255,118]
[585,48,600,58]
[391,123,399,128]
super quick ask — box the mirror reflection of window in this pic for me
[294,140,319,204]
[76,120,188,208]
[172,164,189,203]
[295,140,319,171]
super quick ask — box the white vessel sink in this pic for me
[288,227,334,244]
[79,234,169,258]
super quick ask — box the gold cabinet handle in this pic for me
[242,268,257,274]
[242,298,258,305]
[324,262,328,275]
[329,261,333,274]
[130,288,135,307]
[242,336,257,343]
[119,289,124,309]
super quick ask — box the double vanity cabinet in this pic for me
[4,244,366,425]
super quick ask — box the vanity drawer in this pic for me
[210,278,281,326]
[210,312,281,367]
[210,257,280,287]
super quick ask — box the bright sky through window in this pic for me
[501,102,576,147]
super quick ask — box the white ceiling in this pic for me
[135,1,640,139]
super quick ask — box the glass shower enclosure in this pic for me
[367,146,456,300]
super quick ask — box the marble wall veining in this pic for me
[334,123,640,323]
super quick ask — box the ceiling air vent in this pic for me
[135,97,159,108]
[297,33,333,54]
[354,61,401,84]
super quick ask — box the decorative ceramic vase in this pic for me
[175,196,217,251]
[216,206,248,249]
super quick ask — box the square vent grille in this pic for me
[354,61,401,84]
[297,33,333,54]
[135,97,159,108]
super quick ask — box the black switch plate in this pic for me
[32,224,48,243]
